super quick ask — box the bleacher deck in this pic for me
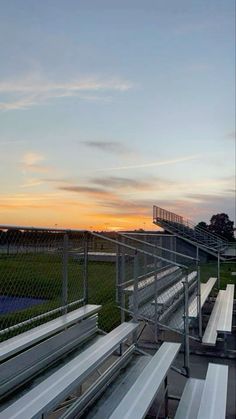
[202,284,235,346]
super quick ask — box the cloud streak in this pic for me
[0,74,133,111]
[97,155,200,171]
[81,141,130,155]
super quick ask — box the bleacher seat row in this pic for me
[0,301,231,418]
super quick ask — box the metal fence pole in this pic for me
[196,246,202,338]
[154,257,159,343]
[217,251,221,289]
[83,232,89,304]
[133,252,139,343]
[183,272,190,377]
[133,252,139,322]
[62,232,69,313]
[116,242,125,323]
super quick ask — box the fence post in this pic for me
[83,232,89,304]
[133,252,139,322]
[116,242,125,323]
[154,257,159,343]
[183,271,190,377]
[217,251,221,289]
[62,232,69,313]
[196,246,202,338]
[133,252,139,343]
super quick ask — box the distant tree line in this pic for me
[195,213,235,241]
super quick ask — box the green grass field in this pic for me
[0,253,119,335]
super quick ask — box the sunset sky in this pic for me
[0,0,235,231]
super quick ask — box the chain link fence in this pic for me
[0,227,203,348]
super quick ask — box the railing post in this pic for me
[132,252,139,344]
[183,271,190,377]
[196,246,202,339]
[83,232,89,304]
[217,251,221,289]
[133,252,139,323]
[116,242,125,323]
[62,232,69,313]
[154,257,159,343]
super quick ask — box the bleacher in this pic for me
[0,293,233,418]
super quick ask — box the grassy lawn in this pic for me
[0,253,119,336]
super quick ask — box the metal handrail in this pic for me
[91,232,188,269]
[118,233,198,262]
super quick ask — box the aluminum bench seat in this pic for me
[126,267,183,313]
[197,363,228,419]
[202,291,224,345]
[0,304,101,362]
[217,284,234,332]
[188,277,217,318]
[124,266,180,294]
[0,315,99,399]
[174,363,228,419]
[151,271,197,307]
[202,284,235,345]
[65,354,152,419]
[0,322,138,419]
[174,378,205,419]
[108,341,181,419]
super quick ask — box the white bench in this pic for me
[0,322,138,419]
[202,284,235,346]
[152,270,197,308]
[0,304,101,362]
[0,305,101,398]
[175,363,228,419]
[188,277,217,318]
[125,266,182,311]
[108,341,181,419]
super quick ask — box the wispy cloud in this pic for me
[0,74,133,111]
[81,141,130,155]
[21,152,50,174]
[97,155,200,171]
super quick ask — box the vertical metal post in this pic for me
[196,246,202,338]
[217,251,220,289]
[154,257,159,343]
[183,271,190,377]
[144,234,147,274]
[133,252,139,322]
[83,232,89,304]
[120,236,126,323]
[116,242,125,323]
[164,376,169,418]
[133,252,139,343]
[62,232,68,313]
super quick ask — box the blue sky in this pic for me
[0,0,235,230]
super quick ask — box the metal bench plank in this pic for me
[174,379,205,419]
[0,304,101,362]
[109,342,181,419]
[124,266,179,293]
[197,363,228,419]
[202,291,225,346]
[217,284,235,332]
[0,322,138,419]
[152,271,197,306]
[188,277,217,318]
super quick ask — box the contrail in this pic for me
[97,155,200,171]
